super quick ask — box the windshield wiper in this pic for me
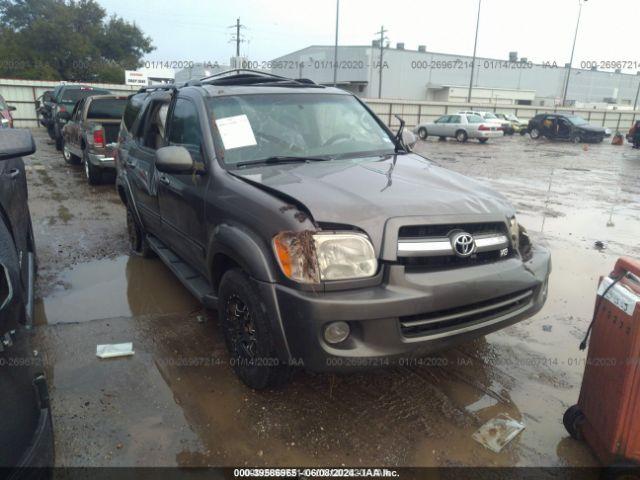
[235,156,332,168]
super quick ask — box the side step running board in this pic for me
[146,235,218,309]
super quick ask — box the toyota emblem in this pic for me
[451,232,476,257]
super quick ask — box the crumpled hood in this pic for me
[234,153,515,253]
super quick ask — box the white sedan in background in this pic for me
[413,113,503,143]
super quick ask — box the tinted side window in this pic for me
[169,99,202,149]
[123,93,146,131]
[435,115,450,124]
[448,115,461,123]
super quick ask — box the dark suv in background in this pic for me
[116,70,551,390]
[528,113,605,143]
[48,84,111,151]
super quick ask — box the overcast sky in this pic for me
[98,0,639,73]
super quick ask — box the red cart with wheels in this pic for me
[564,257,640,477]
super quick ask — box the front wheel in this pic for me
[530,128,541,139]
[127,207,154,258]
[417,127,428,140]
[563,405,585,440]
[455,130,468,143]
[219,269,292,389]
[571,134,582,144]
[478,138,488,144]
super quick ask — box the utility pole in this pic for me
[562,0,587,106]
[228,18,246,68]
[374,26,388,98]
[467,0,481,103]
[634,73,640,111]
[332,0,340,86]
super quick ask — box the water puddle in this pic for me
[36,255,201,324]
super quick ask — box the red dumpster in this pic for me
[564,257,640,474]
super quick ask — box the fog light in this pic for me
[324,321,350,344]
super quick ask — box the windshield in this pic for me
[483,113,498,119]
[207,93,395,166]
[87,98,127,119]
[566,115,588,126]
[61,88,110,104]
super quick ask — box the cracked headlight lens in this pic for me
[273,231,377,283]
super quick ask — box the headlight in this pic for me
[273,231,377,283]
[508,215,519,247]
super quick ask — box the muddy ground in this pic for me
[24,128,640,468]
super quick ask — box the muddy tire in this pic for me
[478,138,488,144]
[417,127,428,140]
[62,139,80,165]
[127,207,154,258]
[455,130,468,143]
[530,128,541,140]
[219,268,292,390]
[563,405,585,440]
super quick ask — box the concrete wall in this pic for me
[0,78,138,128]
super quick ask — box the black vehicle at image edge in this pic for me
[116,70,551,390]
[0,130,54,478]
[528,113,606,143]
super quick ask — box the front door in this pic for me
[158,97,208,272]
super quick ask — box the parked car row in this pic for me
[413,110,610,145]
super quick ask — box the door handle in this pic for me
[158,174,170,186]
[5,168,20,179]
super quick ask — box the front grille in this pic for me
[399,222,507,238]
[401,248,514,271]
[400,288,534,338]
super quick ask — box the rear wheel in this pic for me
[62,139,80,164]
[83,150,103,185]
[417,127,428,140]
[572,134,582,144]
[563,405,585,440]
[530,127,541,139]
[455,130,468,143]
[219,269,292,389]
[478,138,488,144]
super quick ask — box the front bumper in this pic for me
[259,245,551,372]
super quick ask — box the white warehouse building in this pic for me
[270,44,640,107]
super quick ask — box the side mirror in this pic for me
[8,106,16,112]
[0,129,36,161]
[402,130,417,150]
[156,146,194,173]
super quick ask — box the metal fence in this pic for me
[0,79,138,128]
[2,78,638,132]
[364,98,639,132]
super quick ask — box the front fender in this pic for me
[207,223,278,284]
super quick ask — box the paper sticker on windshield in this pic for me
[215,114,257,150]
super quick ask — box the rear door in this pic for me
[124,97,169,235]
[158,97,208,271]
[446,114,462,136]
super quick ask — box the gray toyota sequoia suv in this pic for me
[116,70,551,389]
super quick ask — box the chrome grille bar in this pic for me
[397,233,509,257]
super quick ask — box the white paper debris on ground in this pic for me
[215,114,257,150]
[472,413,525,453]
[96,342,134,359]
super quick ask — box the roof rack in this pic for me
[136,84,178,93]
[195,69,323,88]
